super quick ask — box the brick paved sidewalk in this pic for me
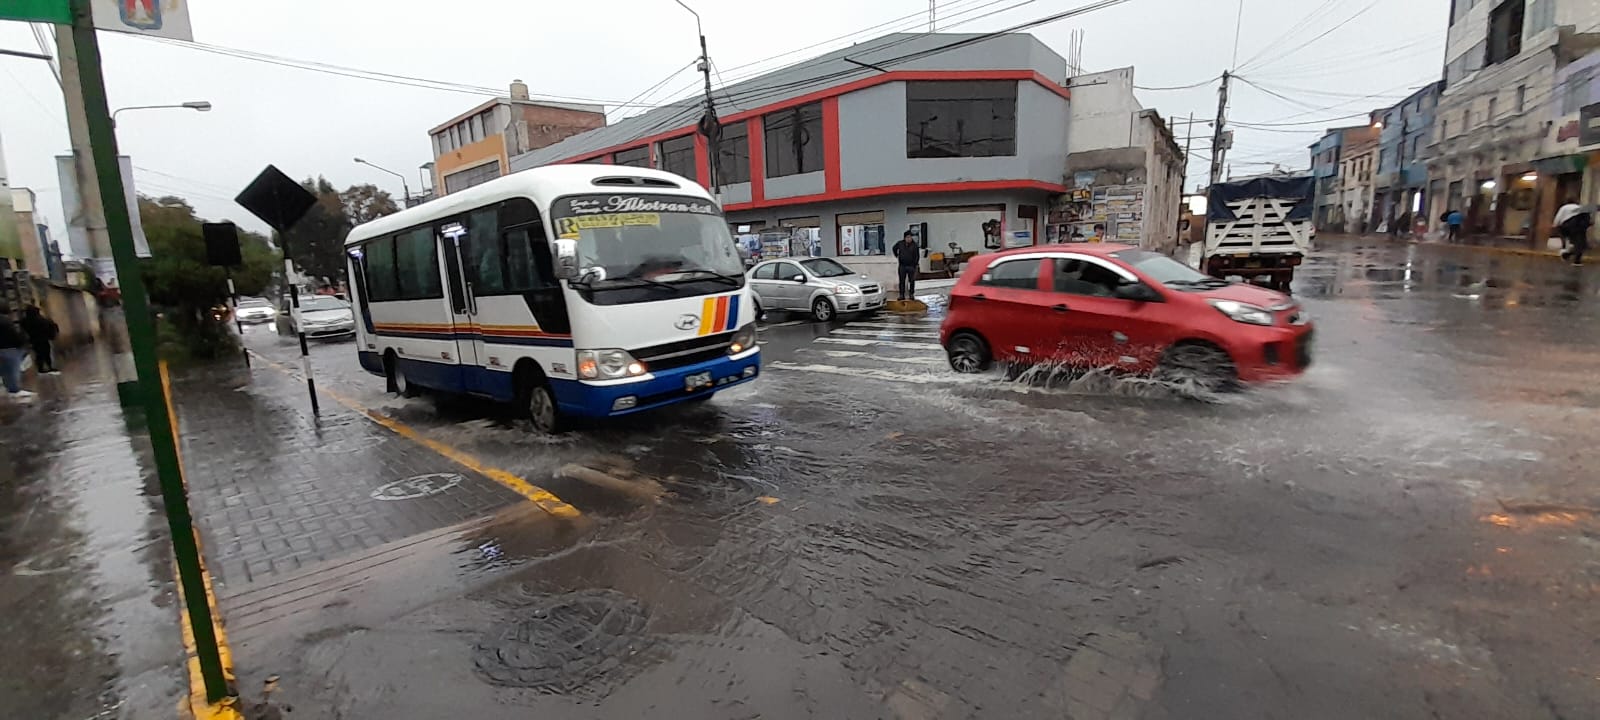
[170,361,524,595]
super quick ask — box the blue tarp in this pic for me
[1206,176,1315,222]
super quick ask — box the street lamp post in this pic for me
[673,0,719,195]
[109,100,211,128]
[353,158,412,208]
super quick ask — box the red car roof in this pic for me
[980,243,1136,259]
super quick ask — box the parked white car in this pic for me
[747,257,886,322]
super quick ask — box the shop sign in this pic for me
[1556,119,1582,143]
[1581,103,1600,146]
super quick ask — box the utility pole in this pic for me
[57,0,230,702]
[56,24,139,406]
[1208,71,1232,187]
[675,0,720,196]
[1183,111,1195,165]
[929,0,937,31]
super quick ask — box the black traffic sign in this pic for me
[235,165,317,234]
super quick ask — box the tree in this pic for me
[139,195,279,359]
[279,178,399,285]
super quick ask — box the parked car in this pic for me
[235,297,276,324]
[940,244,1313,391]
[747,257,886,322]
[276,295,357,340]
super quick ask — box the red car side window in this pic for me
[978,259,1043,290]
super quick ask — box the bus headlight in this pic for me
[577,349,647,379]
[727,324,757,355]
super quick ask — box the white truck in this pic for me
[1202,175,1315,292]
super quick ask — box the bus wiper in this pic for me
[672,269,742,286]
[618,277,677,290]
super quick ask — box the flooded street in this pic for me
[6,238,1599,718]
[219,237,1600,719]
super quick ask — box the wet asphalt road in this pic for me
[6,236,1600,719]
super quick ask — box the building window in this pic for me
[1563,68,1596,114]
[657,135,698,182]
[1409,136,1421,160]
[1516,84,1527,112]
[1441,117,1450,139]
[613,146,650,167]
[1486,0,1525,66]
[905,81,1018,158]
[443,160,501,194]
[764,102,824,178]
[717,121,750,185]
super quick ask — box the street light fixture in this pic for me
[110,101,212,128]
[354,157,412,208]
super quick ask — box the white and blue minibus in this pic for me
[344,165,760,432]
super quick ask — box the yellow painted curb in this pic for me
[159,361,243,720]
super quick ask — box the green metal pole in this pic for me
[64,0,231,703]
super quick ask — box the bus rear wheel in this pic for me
[385,352,420,398]
[517,366,566,434]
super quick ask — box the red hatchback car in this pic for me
[940,244,1313,389]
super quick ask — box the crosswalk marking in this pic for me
[797,348,947,365]
[828,328,941,340]
[846,320,943,330]
[814,337,940,350]
[767,362,954,384]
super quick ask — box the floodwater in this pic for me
[8,237,1599,719]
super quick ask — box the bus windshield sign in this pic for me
[551,193,742,289]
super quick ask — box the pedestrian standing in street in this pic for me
[20,306,59,375]
[0,304,36,402]
[893,231,920,301]
[1558,202,1591,266]
[1446,209,1464,243]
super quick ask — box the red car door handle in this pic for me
[972,294,987,302]
[1052,304,1070,312]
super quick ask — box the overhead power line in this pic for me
[1239,0,1380,73]
[133,35,661,108]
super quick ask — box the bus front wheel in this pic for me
[385,352,420,398]
[517,366,566,434]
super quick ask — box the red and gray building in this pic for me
[509,33,1076,284]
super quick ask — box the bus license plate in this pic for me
[685,371,713,391]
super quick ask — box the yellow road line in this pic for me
[159,361,244,720]
[247,351,581,519]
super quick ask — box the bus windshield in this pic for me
[552,193,743,294]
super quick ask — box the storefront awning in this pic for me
[1532,154,1587,175]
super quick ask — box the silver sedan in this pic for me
[747,257,887,322]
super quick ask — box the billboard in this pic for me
[56,154,151,265]
[90,0,193,41]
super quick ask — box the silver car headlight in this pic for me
[577,349,646,379]
[829,283,858,295]
[1209,299,1275,326]
[728,323,757,355]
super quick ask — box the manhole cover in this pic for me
[370,472,464,501]
[473,589,649,692]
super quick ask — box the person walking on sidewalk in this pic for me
[1445,209,1464,243]
[1558,201,1591,266]
[893,231,920,300]
[0,304,36,402]
[19,306,59,375]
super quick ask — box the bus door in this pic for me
[439,220,486,394]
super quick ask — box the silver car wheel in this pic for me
[811,297,834,322]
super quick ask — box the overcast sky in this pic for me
[0,0,1449,241]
